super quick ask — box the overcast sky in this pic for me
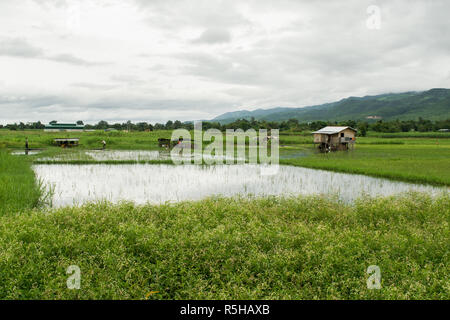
[0,0,449,124]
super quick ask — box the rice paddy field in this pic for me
[281,143,450,186]
[0,129,449,300]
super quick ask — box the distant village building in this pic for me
[313,126,357,152]
[44,122,84,132]
[365,116,382,120]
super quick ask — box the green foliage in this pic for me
[0,152,42,216]
[281,143,450,186]
[0,194,448,299]
[0,131,449,299]
[0,130,172,150]
[1,130,450,186]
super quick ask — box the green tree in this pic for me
[358,122,368,137]
[96,120,109,130]
[165,120,174,130]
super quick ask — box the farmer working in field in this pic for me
[25,138,29,150]
[102,140,106,150]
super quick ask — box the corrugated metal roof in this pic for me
[45,123,84,129]
[312,126,357,134]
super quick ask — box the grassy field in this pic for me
[281,143,450,186]
[0,151,43,216]
[366,131,450,139]
[0,129,172,150]
[1,129,449,185]
[0,129,448,300]
[0,193,448,299]
[276,131,450,186]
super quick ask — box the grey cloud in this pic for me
[110,75,146,86]
[174,53,255,85]
[45,54,108,67]
[0,38,107,67]
[175,50,300,89]
[0,91,233,124]
[135,0,249,31]
[86,97,229,112]
[71,83,118,90]
[0,94,65,109]
[1,0,450,123]
[171,0,450,95]
[192,28,232,44]
[0,38,43,58]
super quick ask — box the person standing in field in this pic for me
[102,140,106,150]
[25,138,29,150]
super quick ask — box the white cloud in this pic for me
[0,0,449,124]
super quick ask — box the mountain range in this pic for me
[211,88,450,123]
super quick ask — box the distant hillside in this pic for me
[212,88,450,123]
[213,107,293,122]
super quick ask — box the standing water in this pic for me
[33,164,447,207]
[11,150,42,156]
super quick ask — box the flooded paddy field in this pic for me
[10,149,43,156]
[33,164,447,207]
[36,149,245,163]
[2,131,449,300]
[37,149,170,162]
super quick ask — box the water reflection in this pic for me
[86,150,165,161]
[33,164,447,207]
[11,150,42,156]
[39,150,242,162]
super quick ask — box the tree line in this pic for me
[1,118,449,135]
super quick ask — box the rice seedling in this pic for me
[33,164,447,208]
[0,151,42,216]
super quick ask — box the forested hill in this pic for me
[212,88,450,123]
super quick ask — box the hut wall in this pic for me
[329,133,340,144]
[342,128,356,139]
[314,133,327,143]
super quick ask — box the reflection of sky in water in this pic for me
[280,151,309,159]
[33,164,447,208]
[11,150,42,155]
[39,150,168,161]
[38,150,243,162]
[86,150,164,161]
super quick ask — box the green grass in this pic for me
[2,130,450,186]
[279,134,450,186]
[0,130,172,150]
[0,130,449,300]
[281,143,450,186]
[0,193,448,299]
[0,151,42,216]
[2,130,450,185]
[366,131,450,139]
